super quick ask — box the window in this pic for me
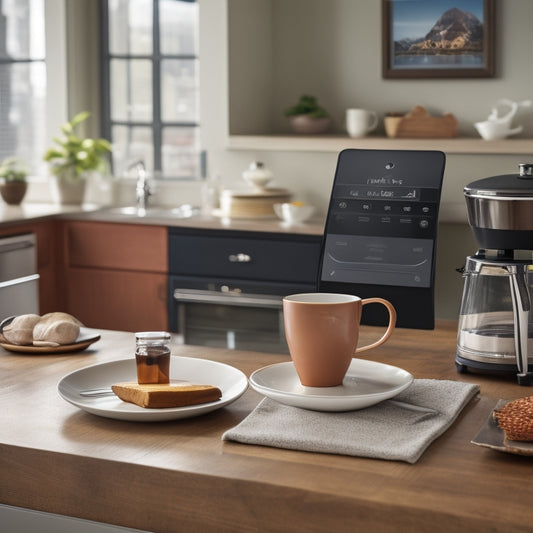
[102,0,200,180]
[0,0,47,176]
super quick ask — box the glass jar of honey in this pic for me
[135,331,171,384]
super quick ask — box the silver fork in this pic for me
[79,387,114,397]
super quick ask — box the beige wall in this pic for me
[58,0,533,321]
[201,0,533,320]
[65,1,102,137]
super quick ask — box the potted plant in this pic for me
[43,111,112,204]
[284,94,332,134]
[0,157,28,205]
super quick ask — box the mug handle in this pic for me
[354,297,396,353]
[367,112,378,132]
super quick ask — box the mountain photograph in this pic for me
[399,7,484,55]
[387,0,490,72]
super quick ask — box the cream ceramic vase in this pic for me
[50,169,88,205]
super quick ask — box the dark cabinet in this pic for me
[169,230,321,284]
[168,227,322,351]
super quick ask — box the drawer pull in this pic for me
[228,253,251,263]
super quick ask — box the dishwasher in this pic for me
[0,233,39,318]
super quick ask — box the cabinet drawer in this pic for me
[66,221,168,272]
[169,234,321,283]
[67,268,168,331]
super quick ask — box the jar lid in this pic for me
[464,163,533,198]
[135,331,171,342]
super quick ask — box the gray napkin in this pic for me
[223,379,479,464]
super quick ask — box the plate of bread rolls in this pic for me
[0,313,100,354]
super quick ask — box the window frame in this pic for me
[100,0,201,181]
[0,0,69,180]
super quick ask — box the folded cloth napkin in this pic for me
[223,379,479,464]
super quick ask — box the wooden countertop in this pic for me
[1,322,533,532]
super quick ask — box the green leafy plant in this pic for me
[0,157,27,183]
[284,94,329,119]
[43,111,111,179]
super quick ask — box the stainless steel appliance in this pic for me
[0,233,39,318]
[456,163,533,385]
[318,149,445,329]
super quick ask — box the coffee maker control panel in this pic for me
[330,188,439,236]
[318,149,446,329]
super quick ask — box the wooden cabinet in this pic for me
[63,221,168,332]
[0,219,62,314]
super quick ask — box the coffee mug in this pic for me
[283,293,396,387]
[346,108,378,138]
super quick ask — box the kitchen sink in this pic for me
[104,204,200,218]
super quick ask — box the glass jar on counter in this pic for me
[135,331,171,384]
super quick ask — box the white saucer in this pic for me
[249,359,413,412]
[58,356,248,422]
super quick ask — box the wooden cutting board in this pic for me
[220,187,292,218]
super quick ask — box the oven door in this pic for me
[169,275,315,353]
[174,288,287,353]
[0,233,39,317]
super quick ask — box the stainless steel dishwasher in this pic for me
[0,233,39,318]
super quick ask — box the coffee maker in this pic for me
[456,163,533,385]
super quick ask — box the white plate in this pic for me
[58,356,248,422]
[249,359,413,412]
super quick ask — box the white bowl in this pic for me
[274,203,315,224]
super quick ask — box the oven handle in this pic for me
[173,289,283,309]
[0,273,40,289]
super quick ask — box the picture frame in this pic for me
[382,0,495,79]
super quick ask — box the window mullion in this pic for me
[152,0,162,173]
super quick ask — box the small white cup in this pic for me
[274,203,315,225]
[474,120,523,141]
[346,109,378,138]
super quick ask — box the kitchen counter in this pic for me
[0,202,325,235]
[0,203,101,225]
[2,322,533,532]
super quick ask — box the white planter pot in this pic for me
[50,172,88,205]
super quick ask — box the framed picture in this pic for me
[382,0,495,79]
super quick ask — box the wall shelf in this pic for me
[227,135,533,155]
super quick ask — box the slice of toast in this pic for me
[111,381,222,409]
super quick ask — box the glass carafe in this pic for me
[457,255,533,366]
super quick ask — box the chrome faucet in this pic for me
[129,160,152,210]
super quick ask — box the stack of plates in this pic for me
[219,188,291,219]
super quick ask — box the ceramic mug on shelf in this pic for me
[474,120,523,141]
[346,108,378,138]
[283,293,396,387]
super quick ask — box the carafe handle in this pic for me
[507,265,533,385]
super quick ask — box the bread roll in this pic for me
[33,312,83,346]
[112,381,222,408]
[493,396,533,441]
[2,314,41,345]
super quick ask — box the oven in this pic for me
[168,228,321,354]
[0,233,39,318]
